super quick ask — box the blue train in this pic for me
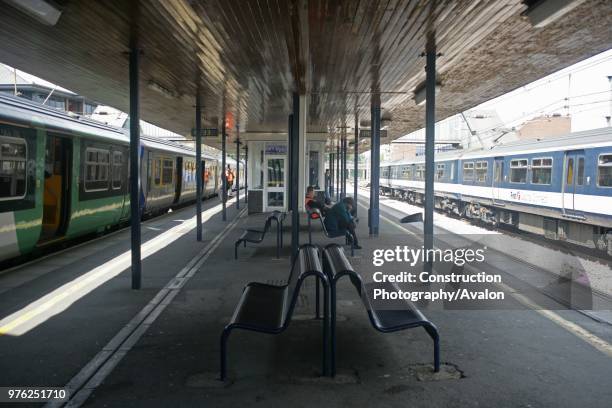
[380,127,612,254]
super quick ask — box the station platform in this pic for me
[1,195,611,407]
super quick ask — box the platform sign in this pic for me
[191,128,218,137]
[358,129,388,139]
[265,143,287,155]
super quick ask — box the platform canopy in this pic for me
[0,0,610,148]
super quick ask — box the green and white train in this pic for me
[0,93,238,263]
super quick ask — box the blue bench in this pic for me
[220,244,330,381]
[322,243,440,376]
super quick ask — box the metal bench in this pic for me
[269,210,286,249]
[220,244,330,381]
[307,208,355,256]
[322,243,440,376]
[235,211,285,259]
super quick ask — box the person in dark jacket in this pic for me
[324,197,361,249]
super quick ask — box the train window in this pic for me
[435,164,446,181]
[382,167,389,178]
[112,151,123,189]
[531,157,552,185]
[510,159,527,183]
[400,166,411,180]
[463,162,474,182]
[415,165,424,180]
[390,166,399,179]
[153,159,162,185]
[576,157,585,185]
[162,159,174,185]
[598,154,612,187]
[475,161,488,183]
[0,136,27,199]
[84,147,110,191]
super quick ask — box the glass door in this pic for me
[264,155,286,211]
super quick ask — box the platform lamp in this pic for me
[521,0,587,28]
[5,0,62,26]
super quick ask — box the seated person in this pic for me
[324,197,361,249]
[305,186,329,218]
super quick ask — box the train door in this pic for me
[562,150,586,216]
[263,155,286,211]
[41,134,72,241]
[492,157,504,203]
[174,156,182,204]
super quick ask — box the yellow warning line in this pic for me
[496,281,612,358]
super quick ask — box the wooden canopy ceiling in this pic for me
[0,0,610,148]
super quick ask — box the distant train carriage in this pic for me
[0,93,232,263]
[378,128,612,254]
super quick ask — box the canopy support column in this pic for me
[368,94,381,236]
[336,139,340,201]
[354,114,359,215]
[195,90,203,242]
[342,130,347,199]
[244,144,248,204]
[329,151,334,198]
[424,40,437,272]
[221,118,227,221]
[235,127,240,210]
[290,92,300,261]
[129,42,141,289]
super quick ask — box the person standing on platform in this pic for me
[226,165,235,196]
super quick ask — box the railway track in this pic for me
[357,188,612,325]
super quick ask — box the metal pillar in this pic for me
[290,93,300,261]
[288,115,293,211]
[129,45,141,289]
[335,139,340,201]
[244,145,248,204]
[369,95,381,236]
[354,115,359,215]
[221,118,227,221]
[235,128,240,210]
[195,91,203,241]
[424,42,437,271]
[329,152,334,198]
[342,130,347,199]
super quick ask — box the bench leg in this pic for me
[308,216,312,245]
[323,283,330,377]
[330,282,337,377]
[423,324,440,372]
[220,327,232,381]
[234,241,240,260]
[315,277,321,319]
[280,220,283,247]
[276,226,280,259]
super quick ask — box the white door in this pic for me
[562,150,585,215]
[264,155,286,211]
